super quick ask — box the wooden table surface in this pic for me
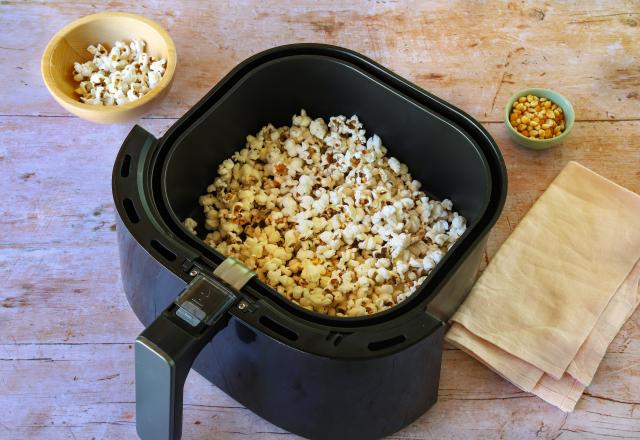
[1,1,639,439]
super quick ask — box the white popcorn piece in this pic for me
[388,233,411,259]
[448,213,467,240]
[190,111,466,316]
[342,223,361,245]
[292,109,312,127]
[295,175,314,196]
[388,157,402,174]
[429,249,445,264]
[301,261,325,284]
[183,218,197,235]
[422,256,436,271]
[309,118,328,139]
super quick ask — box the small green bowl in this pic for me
[504,88,574,150]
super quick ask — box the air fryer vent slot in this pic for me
[259,316,298,341]
[123,198,140,224]
[368,335,406,351]
[120,154,131,177]
[325,331,352,346]
[150,240,177,262]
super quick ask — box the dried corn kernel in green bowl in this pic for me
[504,88,575,150]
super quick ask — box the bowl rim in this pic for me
[504,87,574,144]
[40,11,177,114]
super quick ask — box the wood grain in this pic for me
[1,0,639,439]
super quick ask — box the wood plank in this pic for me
[0,117,172,248]
[0,344,294,440]
[1,1,639,121]
[1,344,637,439]
[0,118,173,344]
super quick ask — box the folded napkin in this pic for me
[445,161,640,412]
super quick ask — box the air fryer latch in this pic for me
[177,257,255,327]
[174,275,237,327]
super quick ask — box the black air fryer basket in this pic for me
[112,44,507,440]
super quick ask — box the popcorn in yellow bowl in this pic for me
[73,39,166,106]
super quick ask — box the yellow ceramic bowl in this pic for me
[41,12,176,124]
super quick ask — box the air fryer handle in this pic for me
[135,274,239,440]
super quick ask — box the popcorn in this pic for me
[184,218,197,235]
[184,110,466,316]
[342,223,361,245]
[309,118,328,139]
[388,157,402,174]
[387,233,407,258]
[72,39,166,106]
[295,175,314,195]
[448,213,467,241]
[301,262,325,284]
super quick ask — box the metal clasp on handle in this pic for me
[135,257,254,440]
[175,276,237,327]
[176,257,254,327]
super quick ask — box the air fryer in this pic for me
[112,44,507,440]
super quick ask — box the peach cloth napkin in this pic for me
[445,161,640,412]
